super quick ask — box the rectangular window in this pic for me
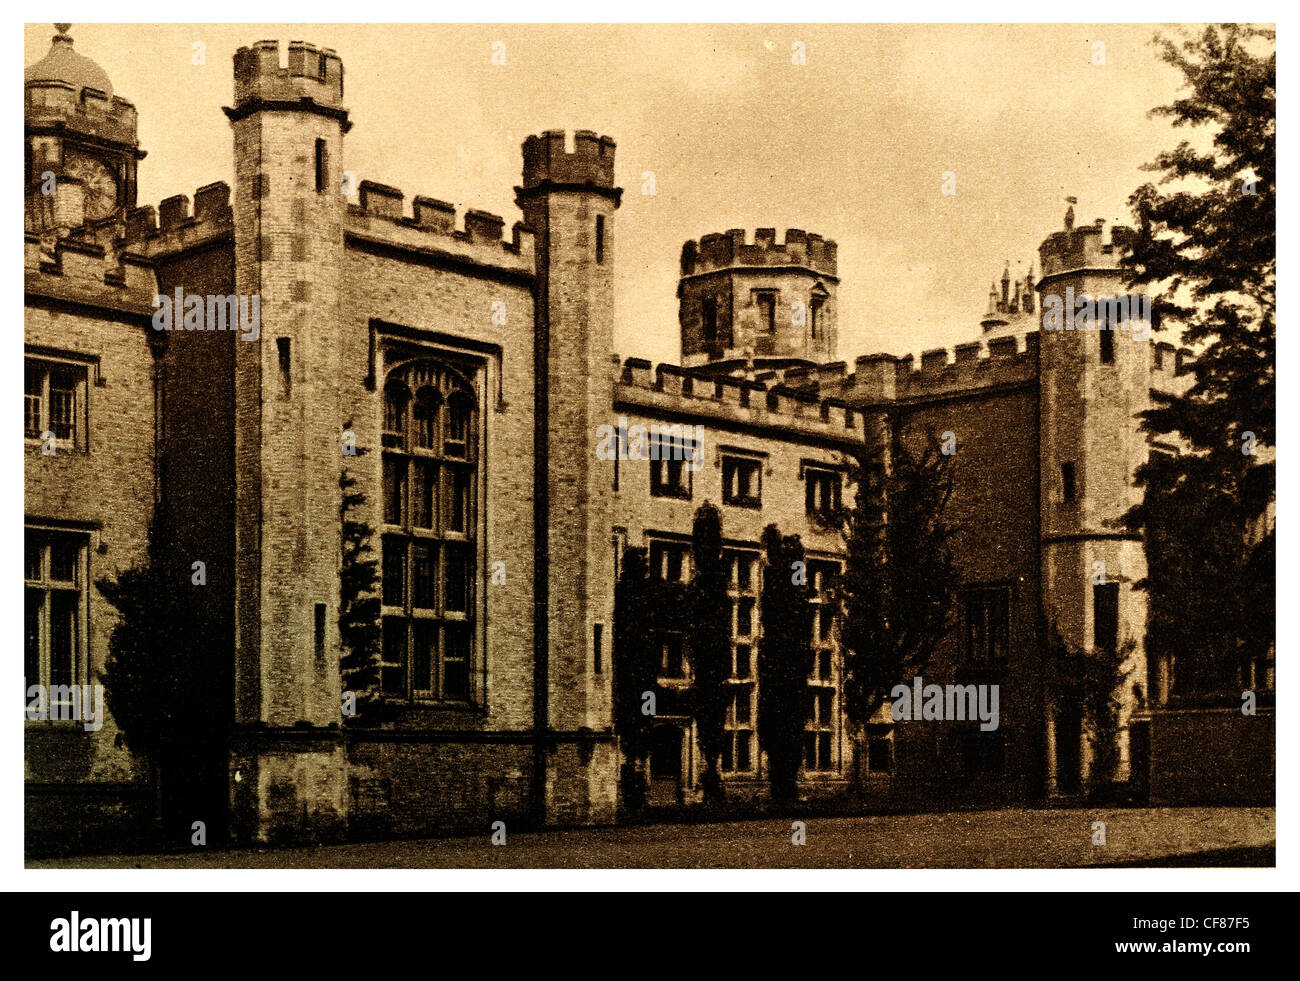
[277,337,292,397]
[25,358,87,450]
[754,292,776,333]
[595,215,605,264]
[804,467,842,520]
[804,559,840,773]
[866,724,894,772]
[1100,324,1115,364]
[701,298,718,344]
[315,139,328,193]
[723,684,755,773]
[659,633,686,678]
[382,457,406,526]
[810,298,823,339]
[612,423,621,492]
[723,546,761,773]
[24,529,88,707]
[314,603,327,655]
[962,586,1011,664]
[722,455,762,508]
[735,597,754,637]
[649,540,690,583]
[649,435,694,499]
[593,622,603,674]
[1094,582,1119,654]
[1061,461,1076,504]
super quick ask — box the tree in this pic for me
[1045,625,1138,802]
[613,546,657,811]
[97,499,228,841]
[1121,24,1275,697]
[688,502,730,806]
[338,424,395,725]
[757,525,814,804]
[838,428,960,734]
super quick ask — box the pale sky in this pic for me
[26,23,1195,365]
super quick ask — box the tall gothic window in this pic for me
[380,360,479,702]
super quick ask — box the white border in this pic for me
[7,3,1291,893]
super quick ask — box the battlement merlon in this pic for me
[123,182,233,254]
[345,180,535,271]
[226,41,349,129]
[1038,218,1137,281]
[680,228,838,278]
[517,130,621,202]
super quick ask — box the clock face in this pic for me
[64,155,119,220]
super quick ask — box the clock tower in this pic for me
[25,24,143,238]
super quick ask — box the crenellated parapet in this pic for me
[123,182,234,255]
[1039,217,1137,280]
[231,40,345,113]
[345,180,535,274]
[819,333,1041,406]
[521,129,617,191]
[613,356,861,445]
[681,228,837,278]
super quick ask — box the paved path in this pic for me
[31,806,1274,869]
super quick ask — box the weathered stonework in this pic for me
[26,31,1246,855]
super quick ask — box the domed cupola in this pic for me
[25,23,114,96]
[25,24,143,234]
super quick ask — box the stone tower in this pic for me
[1036,212,1151,795]
[515,130,622,824]
[225,40,350,841]
[678,228,838,374]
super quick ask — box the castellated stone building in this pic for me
[24,31,1270,850]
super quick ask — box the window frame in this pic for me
[24,528,90,720]
[722,547,761,774]
[721,453,763,509]
[803,465,843,522]
[752,290,778,333]
[961,584,1012,666]
[379,357,482,705]
[803,558,841,774]
[25,356,88,452]
[649,434,695,500]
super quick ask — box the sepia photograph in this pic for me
[20,16,1275,889]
